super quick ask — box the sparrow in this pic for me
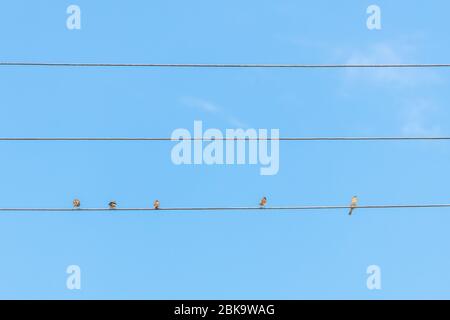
[109,201,117,209]
[349,196,358,216]
[73,199,81,209]
[153,200,160,210]
[259,196,267,208]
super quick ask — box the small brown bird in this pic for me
[259,196,267,208]
[73,199,81,209]
[349,196,358,216]
[153,200,160,210]
[109,201,117,209]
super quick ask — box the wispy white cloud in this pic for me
[179,96,249,128]
[334,41,445,136]
[179,96,221,114]
[401,99,442,136]
[339,42,441,88]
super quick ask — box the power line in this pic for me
[1,62,450,69]
[1,204,450,213]
[0,137,449,141]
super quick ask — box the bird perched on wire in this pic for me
[349,196,358,216]
[259,197,267,208]
[73,199,81,209]
[153,200,160,210]
[109,201,117,209]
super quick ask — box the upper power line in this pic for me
[1,62,450,69]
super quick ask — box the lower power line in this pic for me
[0,204,450,213]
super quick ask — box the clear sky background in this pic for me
[1,0,450,299]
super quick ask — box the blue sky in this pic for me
[1,0,450,299]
